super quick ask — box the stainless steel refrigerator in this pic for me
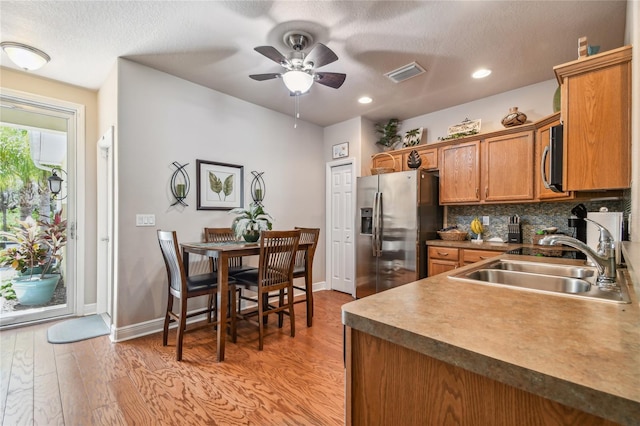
[356,169,441,298]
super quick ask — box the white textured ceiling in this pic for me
[0,1,627,127]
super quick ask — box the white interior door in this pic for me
[328,162,354,295]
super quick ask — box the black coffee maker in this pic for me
[568,203,587,243]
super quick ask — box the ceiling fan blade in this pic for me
[303,43,338,69]
[254,46,288,65]
[249,73,281,81]
[315,72,346,89]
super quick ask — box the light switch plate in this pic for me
[482,216,490,225]
[136,214,155,227]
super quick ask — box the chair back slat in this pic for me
[204,227,243,270]
[258,231,300,290]
[157,230,186,294]
[293,227,320,269]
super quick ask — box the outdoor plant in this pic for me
[0,211,67,279]
[375,118,402,148]
[229,203,273,240]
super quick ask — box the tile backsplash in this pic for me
[447,200,625,243]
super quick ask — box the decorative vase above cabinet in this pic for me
[553,45,632,191]
[501,107,527,127]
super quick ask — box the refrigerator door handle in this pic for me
[375,192,383,257]
[372,192,379,256]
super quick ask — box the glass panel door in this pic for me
[0,94,77,327]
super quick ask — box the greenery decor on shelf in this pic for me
[375,118,402,149]
[437,129,479,141]
[229,202,274,242]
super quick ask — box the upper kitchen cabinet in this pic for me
[554,45,632,191]
[440,140,481,203]
[483,130,534,202]
[439,129,535,204]
[370,145,438,174]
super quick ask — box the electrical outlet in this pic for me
[482,216,490,225]
[136,214,156,227]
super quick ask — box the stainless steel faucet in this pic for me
[539,218,617,285]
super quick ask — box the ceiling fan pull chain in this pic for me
[294,95,300,128]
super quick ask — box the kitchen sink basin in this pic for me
[489,259,595,279]
[449,257,631,304]
[465,269,591,293]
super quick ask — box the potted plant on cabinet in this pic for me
[0,212,67,305]
[229,203,273,242]
[375,118,402,150]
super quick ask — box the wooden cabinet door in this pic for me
[371,152,402,173]
[428,259,458,276]
[535,115,574,201]
[440,141,481,204]
[556,46,632,191]
[461,249,501,265]
[402,147,438,171]
[483,131,534,202]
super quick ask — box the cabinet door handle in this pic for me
[476,187,479,198]
[485,187,488,198]
[437,252,449,256]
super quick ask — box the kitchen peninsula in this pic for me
[342,242,640,425]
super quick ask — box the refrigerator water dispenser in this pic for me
[361,208,373,235]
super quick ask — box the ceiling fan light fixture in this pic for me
[282,70,314,94]
[1,41,50,71]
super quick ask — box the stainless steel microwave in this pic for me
[541,124,563,192]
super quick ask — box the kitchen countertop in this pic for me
[342,242,640,425]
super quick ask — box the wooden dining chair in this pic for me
[292,227,320,327]
[157,230,238,361]
[232,230,300,350]
[203,227,256,276]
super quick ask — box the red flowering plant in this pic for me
[0,211,67,279]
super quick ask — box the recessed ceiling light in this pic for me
[472,69,492,79]
[358,96,373,104]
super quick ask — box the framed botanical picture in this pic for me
[196,159,244,210]
[332,142,349,159]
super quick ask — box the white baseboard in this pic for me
[81,303,97,316]
[110,283,328,342]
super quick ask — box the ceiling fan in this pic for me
[249,31,346,95]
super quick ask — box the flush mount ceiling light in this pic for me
[472,68,492,79]
[358,96,373,104]
[1,42,51,71]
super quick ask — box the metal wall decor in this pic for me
[250,171,266,206]
[170,161,190,207]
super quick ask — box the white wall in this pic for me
[114,59,324,328]
[401,79,558,143]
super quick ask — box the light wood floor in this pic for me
[0,290,354,425]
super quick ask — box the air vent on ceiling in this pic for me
[384,62,426,83]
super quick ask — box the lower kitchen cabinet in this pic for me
[345,328,618,426]
[461,248,501,265]
[427,246,504,276]
[427,246,459,276]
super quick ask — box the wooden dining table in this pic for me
[180,240,312,362]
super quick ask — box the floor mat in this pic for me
[47,314,110,344]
